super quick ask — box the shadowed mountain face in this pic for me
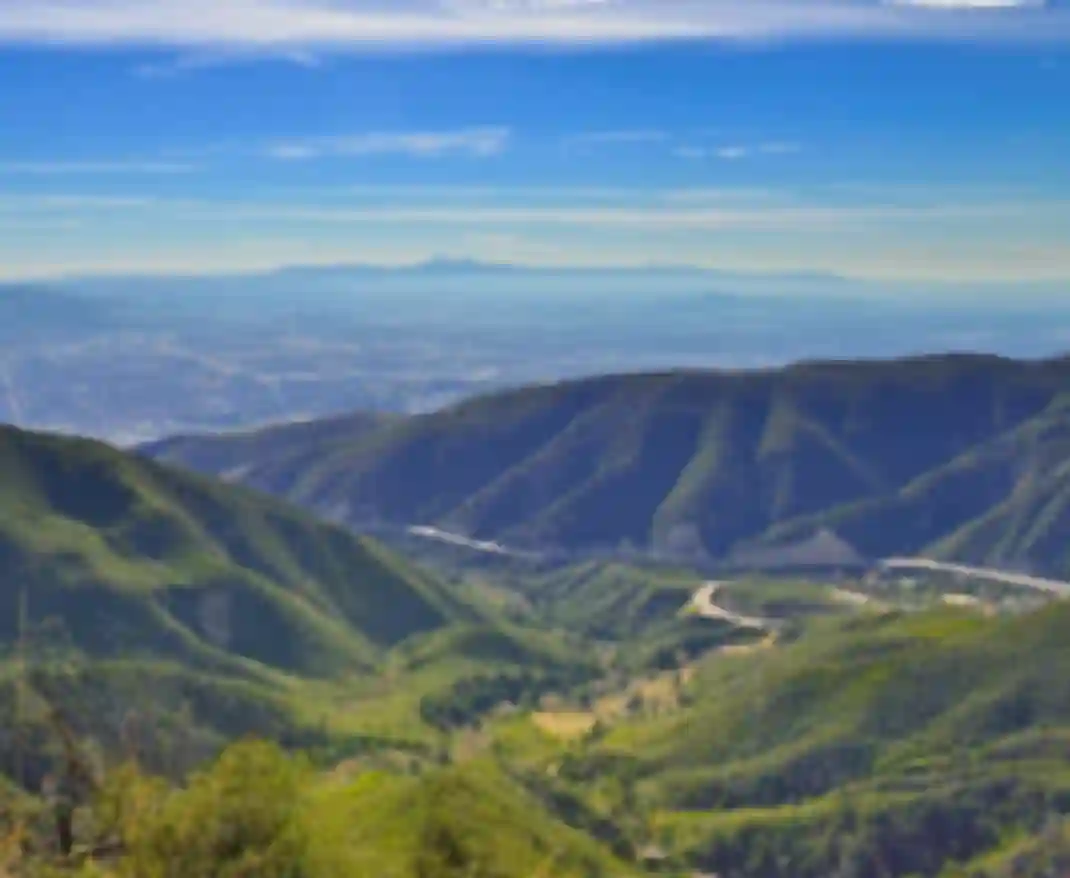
[139,354,1070,575]
[0,424,477,679]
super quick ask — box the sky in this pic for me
[1,0,1069,284]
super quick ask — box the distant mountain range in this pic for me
[55,257,843,285]
[41,260,1070,314]
[141,353,1070,577]
[264,257,853,285]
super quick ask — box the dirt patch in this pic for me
[532,711,597,740]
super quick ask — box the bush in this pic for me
[104,739,315,878]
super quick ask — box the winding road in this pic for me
[689,583,776,630]
[878,558,1070,598]
[688,557,1070,631]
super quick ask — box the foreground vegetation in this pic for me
[4,593,1069,878]
[5,420,1070,877]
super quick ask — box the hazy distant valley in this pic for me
[6,269,1070,878]
[5,277,1070,877]
[4,265,1070,445]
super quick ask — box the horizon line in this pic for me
[3,256,1069,291]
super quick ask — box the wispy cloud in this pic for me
[716,146,750,160]
[759,142,802,155]
[98,196,1064,231]
[661,187,784,203]
[0,160,198,175]
[14,182,1066,222]
[0,0,1065,49]
[264,126,511,160]
[341,182,674,202]
[3,188,1068,282]
[0,194,159,211]
[564,129,669,149]
[884,0,1043,8]
[133,47,322,78]
[674,141,802,160]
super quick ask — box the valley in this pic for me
[1,356,1069,877]
[6,276,1070,447]
[6,17,1070,877]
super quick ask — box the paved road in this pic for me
[406,525,515,556]
[878,558,1070,597]
[689,583,775,630]
[399,524,1070,604]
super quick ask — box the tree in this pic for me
[108,739,314,877]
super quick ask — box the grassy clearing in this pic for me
[532,711,598,741]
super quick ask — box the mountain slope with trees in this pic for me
[141,353,1070,575]
[0,423,484,680]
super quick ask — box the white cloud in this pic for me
[885,0,1042,8]
[265,126,511,159]
[340,182,676,202]
[0,0,1064,49]
[663,187,782,203]
[3,186,1067,282]
[0,194,159,211]
[144,197,1063,230]
[12,188,1063,229]
[133,46,323,77]
[716,146,749,160]
[675,141,802,160]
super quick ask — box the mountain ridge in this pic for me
[139,353,1070,575]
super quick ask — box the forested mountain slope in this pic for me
[0,424,476,679]
[559,600,1070,878]
[141,353,1070,575]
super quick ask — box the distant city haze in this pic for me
[2,263,1068,444]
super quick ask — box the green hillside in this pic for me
[556,601,1070,878]
[485,560,702,638]
[140,353,1070,576]
[6,390,1070,877]
[0,423,529,772]
[2,496,1068,878]
[300,758,638,878]
[0,424,480,678]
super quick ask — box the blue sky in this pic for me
[1,0,1069,284]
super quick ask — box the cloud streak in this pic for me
[132,46,323,77]
[3,188,1067,282]
[675,141,802,160]
[564,129,669,147]
[178,201,1058,230]
[0,0,1065,49]
[264,126,511,159]
[8,191,1058,232]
